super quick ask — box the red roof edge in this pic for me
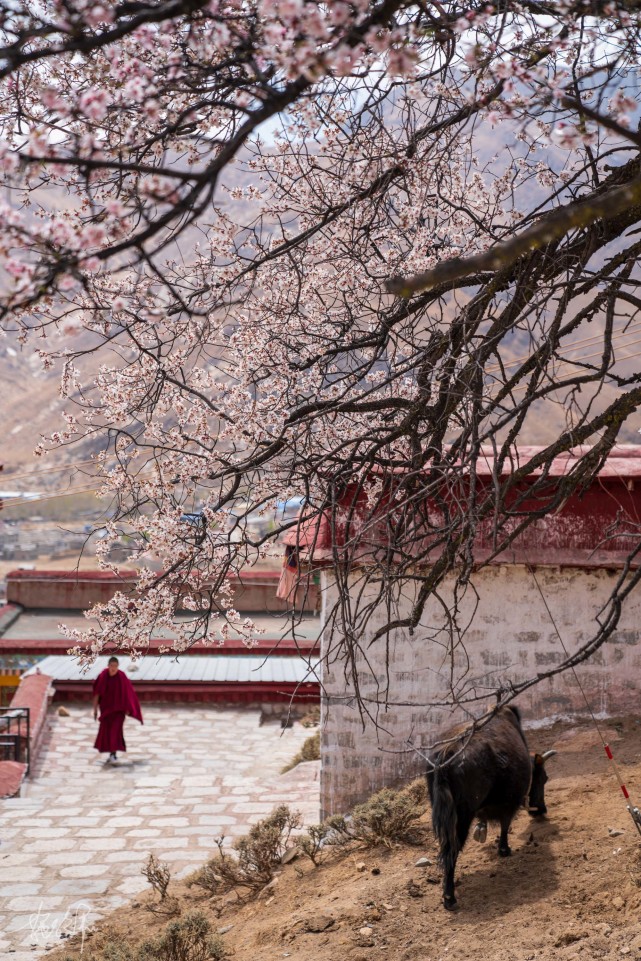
[52,680,320,704]
[5,568,285,583]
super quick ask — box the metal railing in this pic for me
[0,706,30,774]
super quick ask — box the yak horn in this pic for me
[541,750,557,762]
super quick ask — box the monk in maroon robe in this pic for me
[92,656,143,762]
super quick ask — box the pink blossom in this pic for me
[124,77,150,103]
[0,0,635,683]
[48,218,74,246]
[79,89,112,121]
[5,257,28,277]
[551,122,582,149]
[41,88,67,112]
[387,46,419,78]
[328,43,364,77]
[81,225,107,247]
[24,130,49,157]
[329,2,351,26]
[0,140,18,173]
[105,199,125,217]
[277,0,303,19]
[58,274,77,291]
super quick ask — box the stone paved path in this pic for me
[0,705,320,959]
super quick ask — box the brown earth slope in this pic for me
[51,716,641,961]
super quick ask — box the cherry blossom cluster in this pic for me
[0,0,639,661]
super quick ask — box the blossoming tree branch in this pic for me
[1,0,641,712]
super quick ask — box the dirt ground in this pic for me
[51,715,641,961]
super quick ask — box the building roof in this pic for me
[474,444,641,479]
[25,653,320,686]
[0,609,321,657]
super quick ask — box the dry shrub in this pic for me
[191,805,302,897]
[300,706,321,728]
[349,778,427,846]
[299,822,331,865]
[188,859,222,898]
[138,912,227,961]
[101,943,135,961]
[299,779,427,862]
[281,730,321,773]
[142,853,171,901]
[60,915,227,961]
[61,955,98,961]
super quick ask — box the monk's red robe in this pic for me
[93,668,143,753]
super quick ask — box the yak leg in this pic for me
[443,858,457,910]
[498,812,513,857]
[442,811,473,909]
[441,829,459,909]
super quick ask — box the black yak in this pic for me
[426,705,555,909]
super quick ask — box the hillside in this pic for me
[2,338,639,482]
[0,341,103,478]
[50,716,641,961]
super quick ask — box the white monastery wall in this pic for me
[320,564,641,816]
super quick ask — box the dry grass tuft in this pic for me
[281,730,321,773]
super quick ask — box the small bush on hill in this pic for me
[102,943,135,961]
[299,778,428,862]
[190,805,302,896]
[61,913,227,961]
[349,778,427,846]
[142,853,172,901]
[281,731,321,773]
[138,912,227,961]
[188,858,222,898]
[299,822,330,865]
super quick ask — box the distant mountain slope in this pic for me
[1,336,639,482]
[0,342,102,480]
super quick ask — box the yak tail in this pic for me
[430,768,459,876]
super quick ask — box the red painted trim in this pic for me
[5,569,318,614]
[0,638,319,657]
[6,570,138,582]
[429,548,639,570]
[5,569,284,584]
[0,674,54,795]
[52,679,320,703]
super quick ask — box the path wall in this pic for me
[0,672,53,798]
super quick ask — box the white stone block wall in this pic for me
[319,564,641,816]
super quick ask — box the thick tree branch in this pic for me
[387,170,641,297]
